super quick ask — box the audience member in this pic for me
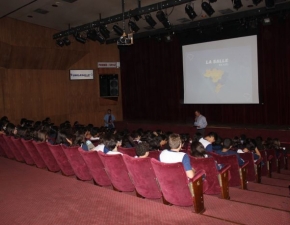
[199,132,217,152]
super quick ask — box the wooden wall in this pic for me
[0,18,122,126]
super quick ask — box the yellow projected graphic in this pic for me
[204,69,224,93]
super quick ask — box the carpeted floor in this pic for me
[0,157,289,225]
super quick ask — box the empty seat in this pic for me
[123,154,162,199]
[33,141,60,173]
[117,146,136,157]
[46,144,74,175]
[11,137,34,165]
[98,152,135,192]
[151,158,206,214]
[78,149,111,186]
[62,146,92,181]
[21,139,46,169]
[3,135,24,162]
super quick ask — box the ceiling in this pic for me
[1,0,290,43]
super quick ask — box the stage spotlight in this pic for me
[113,25,123,36]
[185,4,197,20]
[63,37,71,46]
[252,0,262,6]
[56,39,64,47]
[128,20,140,33]
[99,25,110,39]
[74,32,86,44]
[145,14,157,28]
[232,0,243,10]
[265,0,275,9]
[156,10,172,29]
[87,29,105,44]
[201,2,215,17]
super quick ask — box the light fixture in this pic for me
[99,25,110,39]
[252,0,262,6]
[74,32,86,44]
[87,29,105,44]
[185,4,197,20]
[262,17,271,26]
[156,10,171,29]
[201,2,215,17]
[232,0,243,10]
[128,20,139,33]
[265,0,275,9]
[113,25,123,36]
[56,39,64,47]
[145,14,157,28]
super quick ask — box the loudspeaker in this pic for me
[99,74,119,97]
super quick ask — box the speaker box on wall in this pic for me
[99,74,119,97]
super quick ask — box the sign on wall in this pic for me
[70,70,94,80]
[97,62,120,68]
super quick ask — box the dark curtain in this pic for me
[120,16,290,126]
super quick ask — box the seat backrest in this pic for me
[117,146,136,157]
[21,139,46,168]
[148,150,161,160]
[150,158,193,206]
[33,141,60,172]
[11,137,34,165]
[78,149,111,186]
[0,134,7,157]
[189,155,220,195]
[62,146,92,181]
[266,149,277,172]
[259,150,268,176]
[0,134,15,159]
[123,154,162,199]
[46,144,74,175]
[209,152,241,187]
[239,152,255,181]
[3,135,24,162]
[98,152,135,192]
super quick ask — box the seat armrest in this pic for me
[190,170,206,183]
[240,160,249,169]
[255,158,263,165]
[218,164,231,174]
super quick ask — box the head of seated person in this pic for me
[168,133,182,151]
[135,142,150,158]
[103,133,118,152]
[205,132,218,144]
[222,138,232,151]
[190,141,207,158]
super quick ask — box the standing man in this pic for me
[194,110,207,136]
[104,109,115,129]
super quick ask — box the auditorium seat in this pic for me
[0,135,7,157]
[78,149,111,186]
[46,144,74,175]
[150,158,206,213]
[266,149,280,173]
[239,152,263,183]
[209,152,249,189]
[123,154,162,199]
[11,137,34,165]
[98,152,135,192]
[259,150,270,177]
[33,142,60,173]
[0,134,14,159]
[117,146,136,157]
[62,146,92,181]
[189,155,231,199]
[148,150,161,160]
[21,139,46,169]
[3,135,24,162]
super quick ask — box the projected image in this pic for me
[182,35,259,104]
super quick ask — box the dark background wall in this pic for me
[120,16,290,126]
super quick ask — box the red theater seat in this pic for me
[123,154,162,199]
[78,149,111,186]
[11,137,34,165]
[151,158,206,214]
[98,152,135,192]
[3,135,24,162]
[239,152,263,183]
[117,146,136,157]
[148,150,161,160]
[21,139,46,169]
[0,134,14,159]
